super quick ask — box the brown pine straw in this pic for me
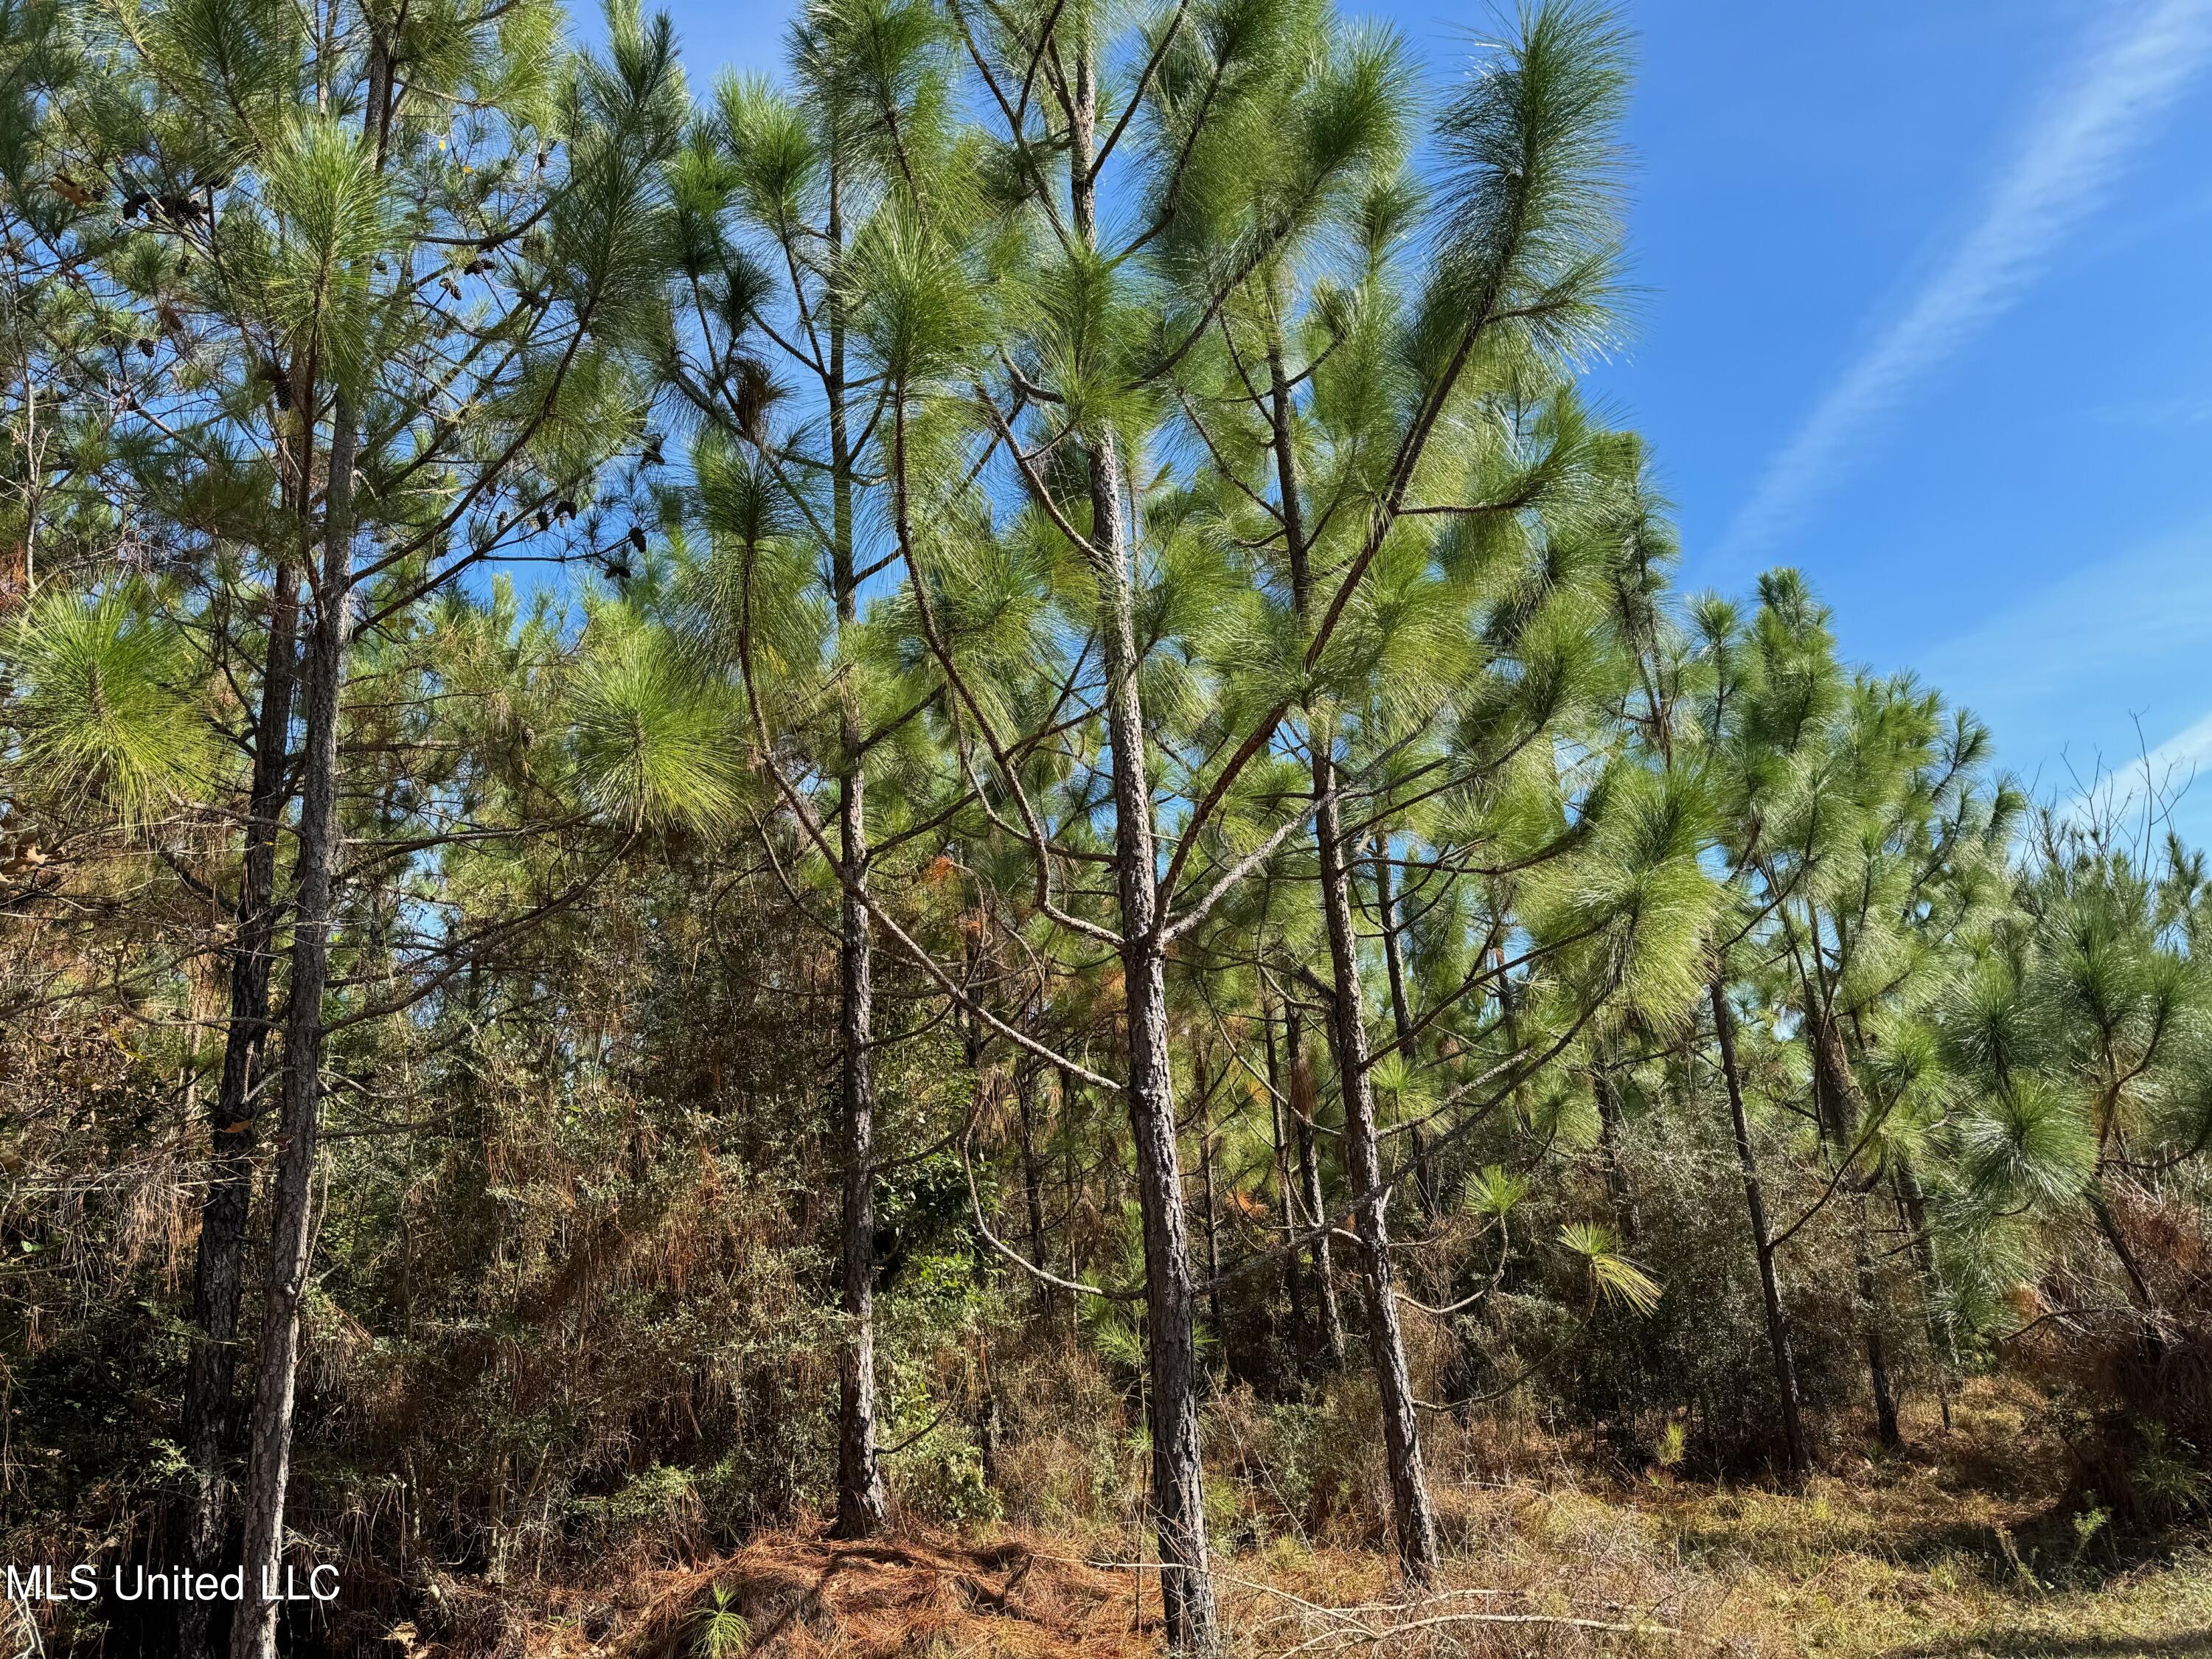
[543,1526,1748,1659]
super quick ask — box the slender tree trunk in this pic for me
[1267,323,1436,1580]
[1265,998,1310,1360]
[966,1028,1003,1490]
[1312,764,1440,1584]
[179,554,299,1659]
[1371,836,1436,1219]
[1113,801,1215,1641]
[974,1323,1001,1490]
[231,385,358,1659]
[1807,1007,1901,1451]
[1894,1158,1955,1431]
[1060,1068,1082,1327]
[1197,1053,1226,1354]
[826,153,886,1532]
[1287,1007,1346,1371]
[1710,974,1810,1484]
[1105,515,1216,1652]
[2087,1179,2157,1314]
[1058,1066,1083,1338]
[1855,1228,1902,1450]
[1072,42,1216,1650]
[832,749,887,1534]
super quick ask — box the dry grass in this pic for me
[386,1381,2212,1659]
[1631,1380,2212,1656]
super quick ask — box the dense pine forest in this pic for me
[3,0,2211,1654]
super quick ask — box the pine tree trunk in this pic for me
[1104,499,1217,1654]
[1287,1006,1346,1371]
[1072,41,1216,1649]
[1855,1210,1902,1451]
[1061,1073,1082,1326]
[1313,755,1440,1585]
[179,555,299,1659]
[1058,1066,1084,1338]
[1197,1055,1225,1353]
[1264,1000,1310,1360]
[1893,1160,1954,1430]
[1264,328,1343,1382]
[231,387,358,1659]
[974,1325,1002,1491]
[1710,974,1810,1484]
[822,149,886,1539]
[1265,316,1433,1576]
[967,1039,1004,1492]
[2087,1180,2157,1313]
[1807,1006,1902,1451]
[1370,837,1436,1219]
[833,751,887,1535]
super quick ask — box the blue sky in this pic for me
[639,0,2212,840]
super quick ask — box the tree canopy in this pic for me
[4,3,2209,1656]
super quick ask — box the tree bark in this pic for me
[826,149,887,1534]
[1312,762,1441,1585]
[1071,41,1217,1650]
[1893,1159,1954,1430]
[1060,1068,1082,1316]
[231,383,358,1659]
[1287,1006,1346,1371]
[1104,503,1217,1652]
[1710,974,1810,1484]
[832,748,887,1534]
[1197,1052,1226,1353]
[1112,758,1216,1639]
[2087,1180,2157,1315]
[1268,321,1436,1582]
[1371,836,1437,1219]
[1265,998,1310,1360]
[178,554,299,1659]
[1856,1228,1902,1451]
[1807,1007,1902,1451]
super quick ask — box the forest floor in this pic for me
[422,1382,2212,1659]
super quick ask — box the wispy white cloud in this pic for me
[1916,513,2212,838]
[2134,707,2212,785]
[2055,707,2212,835]
[1717,0,2212,566]
[1919,516,2212,724]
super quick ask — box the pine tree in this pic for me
[0,2,688,1650]
[13,1,2212,1649]
[1939,800,2212,1338]
[657,0,1051,1535]
[940,0,1655,1621]
[1688,570,2017,1467]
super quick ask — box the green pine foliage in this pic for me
[2,0,2210,1652]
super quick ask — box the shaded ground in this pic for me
[375,1382,2212,1658]
[384,1515,2212,1658]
